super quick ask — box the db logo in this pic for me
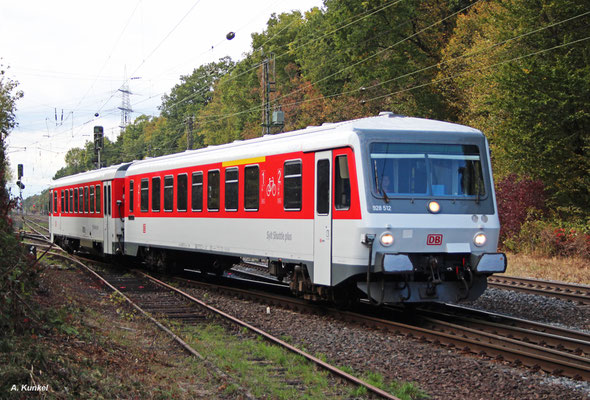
[427,234,443,246]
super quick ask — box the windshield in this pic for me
[370,143,485,198]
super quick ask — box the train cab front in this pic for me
[356,133,506,304]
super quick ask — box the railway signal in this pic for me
[94,126,104,168]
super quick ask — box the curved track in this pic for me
[488,275,590,305]
[166,271,590,381]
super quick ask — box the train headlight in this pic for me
[380,232,394,247]
[427,201,441,214]
[474,232,487,247]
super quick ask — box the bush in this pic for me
[496,173,546,245]
[504,219,590,259]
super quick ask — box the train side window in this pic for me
[284,160,302,211]
[79,187,84,213]
[74,188,78,213]
[334,155,351,210]
[316,159,330,215]
[84,186,89,213]
[224,168,238,211]
[151,177,160,212]
[129,180,134,213]
[107,185,111,216]
[49,191,52,214]
[244,165,259,211]
[70,189,73,213]
[177,174,187,212]
[164,175,174,212]
[96,185,101,214]
[60,190,64,213]
[140,179,149,212]
[207,170,220,211]
[66,190,70,213]
[90,186,95,213]
[191,172,203,212]
[54,191,58,213]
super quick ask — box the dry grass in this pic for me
[502,252,590,285]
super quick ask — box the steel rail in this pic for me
[488,275,590,305]
[22,216,50,238]
[138,270,402,400]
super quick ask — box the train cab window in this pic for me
[61,190,64,213]
[151,177,161,212]
[177,174,187,212]
[140,179,149,212]
[284,160,302,211]
[207,170,220,211]
[74,188,78,213]
[224,168,238,211]
[89,186,95,213]
[191,172,203,212]
[164,175,174,212]
[84,187,89,213]
[129,180,134,213]
[96,185,101,214]
[244,165,259,211]
[334,155,351,210]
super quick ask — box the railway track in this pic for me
[165,271,590,381]
[488,275,590,305]
[32,242,401,399]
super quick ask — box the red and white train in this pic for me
[50,112,506,304]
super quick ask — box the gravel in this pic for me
[467,287,590,333]
[181,281,590,400]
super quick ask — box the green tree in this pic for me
[1,65,23,211]
[161,57,235,150]
[439,0,590,217]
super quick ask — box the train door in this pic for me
[103,181,113,254]
[313,151,332,285]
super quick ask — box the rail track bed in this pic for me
[57,256,400,399]
[160,271,590,399]
[164,271,590,381]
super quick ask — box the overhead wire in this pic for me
[159,0,405,115]
[192,9,590,124]
[95,0,204,115]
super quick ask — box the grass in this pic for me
[173,321,429,399]
[177,323,337,399]
[503,252,590,285]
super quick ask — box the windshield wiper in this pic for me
[373,160,390,203]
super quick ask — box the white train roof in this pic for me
[51,162,132,188]
[51,113,484,182]
[126,113,483,176]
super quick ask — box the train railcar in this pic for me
[49,163,131,255]
[119,112,506,304]
[49,112,506,304]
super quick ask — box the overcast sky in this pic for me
[2,0,323,199]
